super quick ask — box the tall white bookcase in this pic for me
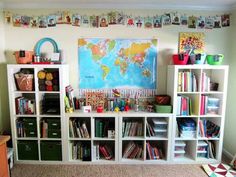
[7,64,69,163]
[167,65,228,163]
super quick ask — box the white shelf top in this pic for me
[168,65,229,70]
[16,137,38,140]
[40,138,61,141]
[69,138,91,141]
[122,137,145,141]
[93,137,115,141]
[146,137,168,141]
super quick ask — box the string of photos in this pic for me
[4,11,230,29]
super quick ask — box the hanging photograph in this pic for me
[144,16,153,28]
[99,14,108,27]
[180,14,188,25]
[153,16,162,28]
[179,32,205,54]
[197,16,205,29]
[47,15,56,27]
[214,16,221,28]
[188,16,197,28]
[135,16,143,28]
[38,16,47,28]
[126,15,135,27]
[205,16,214,29]
[72,14,81,27]
[221,14,230,27]
[21,16,31,27]
[13,15,22,27]
[81,15,90,27]
[4,11,12,24]
[63,11,72,24]
[90,15,99,28]
[162,13,171,25]
[172,12,180,25]
[117,12,125,25]
[108,11,117,25]
[78,38,157,89]
[30,16,39,28]
[55,12,63,24]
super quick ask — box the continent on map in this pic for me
[100,64,110,80]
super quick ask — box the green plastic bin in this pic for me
[25,129,37,137]
[47,118,61,130]
[40,141,62,161]
[17,140,39,160]
[23,117,37,130]
[48,129,61,138]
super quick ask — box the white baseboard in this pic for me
[223,148,234,161]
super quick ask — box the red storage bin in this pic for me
[172,54,189,65]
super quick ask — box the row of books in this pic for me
[199,120,220,138]
[69,119,90,138]
[122,121,143,137]
[122,141,143,159]
[71,142,91,161]
[200,95,220,115]
[93,143,114,160]
[178,71,198,92]
[146,118,168,138]
[16,121,26,137]
[15,96,35,115]
[95,119,114,138]
[177,118,196,138]
[146,142,163,160]
[176,95,192,116]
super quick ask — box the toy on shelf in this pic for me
[38,70,59,91]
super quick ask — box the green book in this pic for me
[99,121,104,137]
[95,119,100,137]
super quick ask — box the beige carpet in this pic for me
[11,164,208,177]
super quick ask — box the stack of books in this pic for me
[95,119,114,138]
[71,142,91,161]
[122,141,143,159]
[178,71,198,92]
[176,95,192,116]
[15,96,35,115]
[146,141,163,160]
[122,120,143,137]
[93,143,113,160]
[199,120,220,138]
[69,119,90,138]
[177,118,196,138]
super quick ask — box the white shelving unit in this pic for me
[167,65,228,163]
[7,64,228,164]
[65,111,119,163]
[7,64,69,163]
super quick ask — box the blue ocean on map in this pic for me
[78,39,157,89]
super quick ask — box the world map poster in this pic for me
[78,38,157,89]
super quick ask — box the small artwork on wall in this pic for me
[221,14,230,27]
[72,14,81,27]
[180,14,188,25]
[179,32,205,55]
[38,16,47,28]
[30,16,39,28]
[197,16,205,29]
[47,15,56,27]
[188,16,197,28]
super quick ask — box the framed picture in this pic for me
[230,154,236,170]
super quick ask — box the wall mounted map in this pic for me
[78,38,157,89]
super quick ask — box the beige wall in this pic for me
[224,9,236,157]
[1,8,235,157]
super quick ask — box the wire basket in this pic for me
[14,73,34,91]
